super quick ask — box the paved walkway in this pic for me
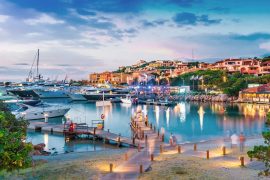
[102,120,165,180]
[102,132,266,180]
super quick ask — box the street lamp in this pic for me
[44,113,49,123]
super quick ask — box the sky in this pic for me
[0,0,270,81]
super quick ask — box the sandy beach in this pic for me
[1,148,137,180]
[1,136,268,180]
[139,136,269,180]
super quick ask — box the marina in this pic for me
[21,100,268,153]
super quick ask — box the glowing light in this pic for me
[178,102,186,123]
[166,107,170,127]
[155,106,159,126]
[44,133,48,151]
[198,106,205,131]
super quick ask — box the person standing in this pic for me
[145,115,148,126]
[230,133,238,149]
[169,133,173,146]
[239,132,246,152]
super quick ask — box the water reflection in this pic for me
[44,133,48,151]
[166,107,170,127]
[198,106,205,131]
[155,106,160,126]
[29,101,269,149]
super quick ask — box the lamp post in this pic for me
[44,113,48,123]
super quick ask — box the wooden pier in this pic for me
[28,121,138,147]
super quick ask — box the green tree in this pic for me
[0,101,32,171]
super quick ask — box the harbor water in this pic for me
[27,99,268,153]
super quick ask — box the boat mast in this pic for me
[37,49,39,79]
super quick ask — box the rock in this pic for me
[34,143,46,151]
[33,150,42,155]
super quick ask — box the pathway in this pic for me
[102,132,266,180]
[102,120,166,180]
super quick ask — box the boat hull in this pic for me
[8,90,39,98]
[16,108,70,120]
[83,94,126,101]
[34,90,69,98]
[68,93,87,101]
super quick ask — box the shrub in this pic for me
[0,101,33,171]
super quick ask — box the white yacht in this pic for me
[120,95,133,104]
[12,103,70,120]
[34,88,70,98]
[68,86,97,101]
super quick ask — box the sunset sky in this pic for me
[0,0,270,81]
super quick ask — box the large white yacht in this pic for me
[34,88,70,98]
[12,103,70,120]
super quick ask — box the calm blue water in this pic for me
[27,99,268,153]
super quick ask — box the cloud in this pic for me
[0,14,9,22]
[24,13,65,25]
[168,0,202,7]
[173,12,221,26]
[208,7,230,14]
[13,63,29,66]
[260,41,270,51]
[140,19,168,28]
[56,64,72,67]
[232,33,270,41]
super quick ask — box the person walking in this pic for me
[239,132,246,152]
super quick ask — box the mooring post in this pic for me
[206,150,209,159]
[160,144,163,153]
[151,154,154,161]
[194,144,197,151]
[222,146,226,155]
[140,164,143,174]
[240,157,244,167]
[177,145,181,154]
[110,163,113,173]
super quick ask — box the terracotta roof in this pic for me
[242,83,270,93]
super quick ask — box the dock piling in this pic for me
[161,134,164,142]
[177,145,181,154]
[194,144,197,151]
[240,157,244,167]
[222,146,226,155]
[109,163,113,173]
[151,154,154,161]
[160,144,163,153]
